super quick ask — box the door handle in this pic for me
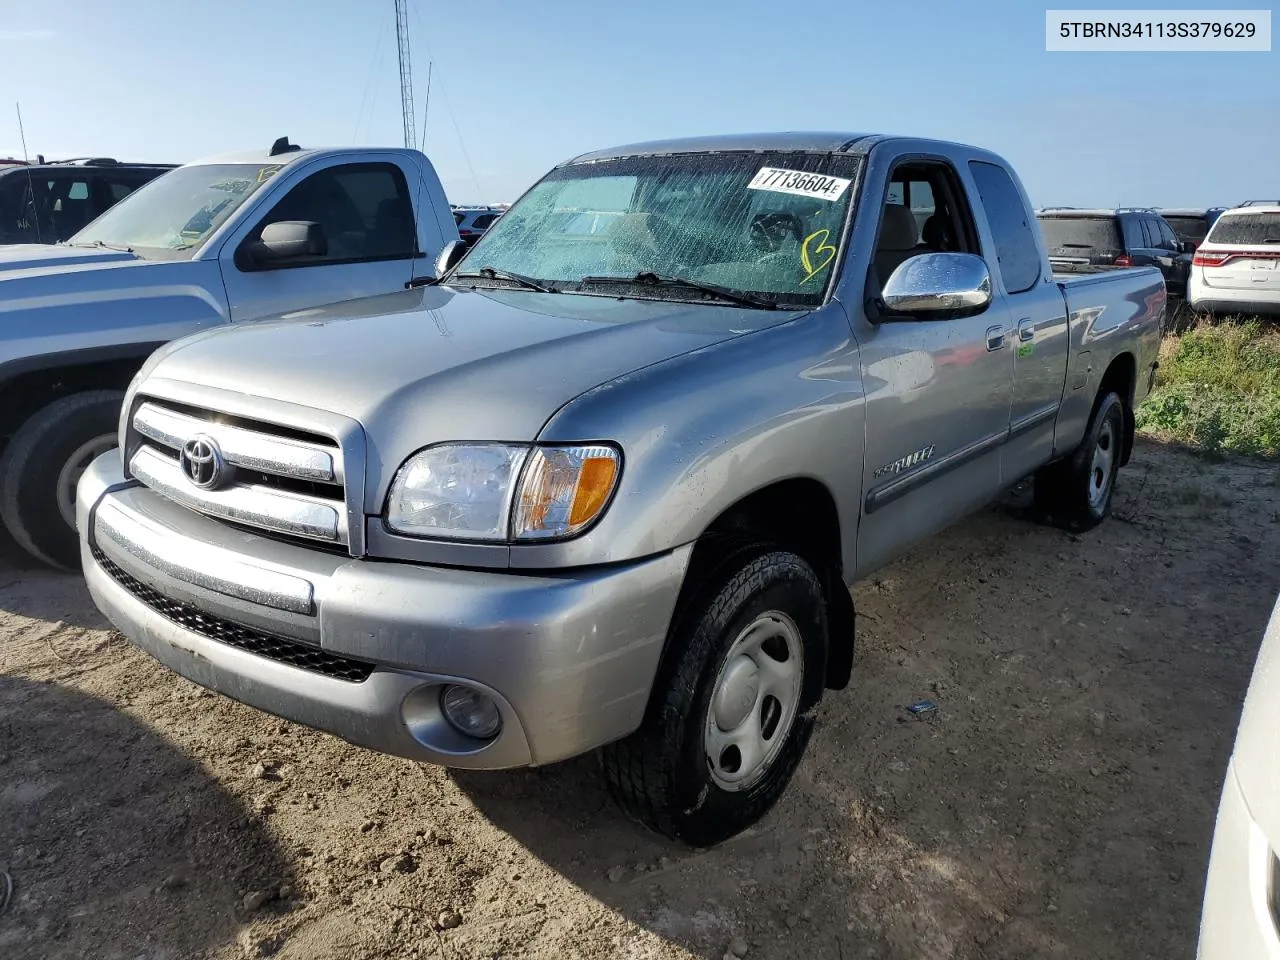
[1017,318,1036,342]
[985,325,1006,351]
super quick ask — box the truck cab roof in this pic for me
[186,142,424,168]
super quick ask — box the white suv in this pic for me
[1198,593,1280,957]
[1189,203,1280,316]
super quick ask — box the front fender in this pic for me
[0,260,229,383]
[510,307,866,572]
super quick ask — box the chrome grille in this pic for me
[131,400,349,547]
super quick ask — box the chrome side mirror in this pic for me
[878,252,993,320]
[434,239,468,279]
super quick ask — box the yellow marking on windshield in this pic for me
[800,228,836,284]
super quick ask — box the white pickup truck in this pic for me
[0,138,456,568]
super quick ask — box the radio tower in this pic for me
[394,0,415,149]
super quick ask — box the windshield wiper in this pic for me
[451,266,554,293]
[69,239,134,253]
[579,272,777,309]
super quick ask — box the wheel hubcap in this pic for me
[1088,419,1116,509]
[704,611,803,792]
[57,434,117,530]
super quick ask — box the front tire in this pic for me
[1034,390,1125,532]
[0,390,123,570]
[601,547,827,846]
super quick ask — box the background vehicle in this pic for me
[0,158,175,245]
[1158,207,1229,250]
[0,137,458,569]
[1037,207,1192,295]
[78,132,1163,847]
[1197,592,1280,958]
[452,205,503,247]
[1189,204,1280,317]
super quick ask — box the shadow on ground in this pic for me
[0,676,296,960]
[0,526,108,631]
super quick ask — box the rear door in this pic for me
[1199,211,1280,295]
[969,160,1070,479]
[853,157,1013,576]
[219,158,423,322]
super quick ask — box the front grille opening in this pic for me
[94,548,373,683]
[143,397,337,448]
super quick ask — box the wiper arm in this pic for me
[579,272,777,309]
[452,266,553,293]
[75,239,134,253]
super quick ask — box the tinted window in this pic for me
[1157,219,1179,250]
[107,178,139,203]
[453,211,465,225]
[251,162,416,265]
[1038,216,1123,254]
[1139,219,1157,248]
[968,161,1041,293]
[1207,212,1280,245]
[1164,215,1210,245]
[471,213,498,230]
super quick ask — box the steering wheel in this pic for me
[749,212,805,254]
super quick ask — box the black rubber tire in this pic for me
[601,547,828,847]
[1033,391,1125,532]
[0,390,123,570]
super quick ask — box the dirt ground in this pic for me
[2,438,1277,960]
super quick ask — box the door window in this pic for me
[242,162,416,268]
[967,161,1041,294]
[1157,219,1179,250]
[873,161,978,287]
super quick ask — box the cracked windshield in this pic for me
[69,163,279,258]
[460,152,861,306]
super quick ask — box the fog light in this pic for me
[439,684,502,740]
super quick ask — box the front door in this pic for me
[854,159,1013,578]
[220,159,424,322]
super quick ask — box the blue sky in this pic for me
[0,1,1275,207]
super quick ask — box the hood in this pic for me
[0,243,139,275]
[147,285,807,496]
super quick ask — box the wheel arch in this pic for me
[1097,351,1137,465]
[0,345,161,455]
[668,477,855,691]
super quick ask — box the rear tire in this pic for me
[601,546,827,846]
[0,390,123,570]
[1033,391,1124,532]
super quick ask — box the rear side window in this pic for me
[1207,212,1280,245]
[1164,215,1209,244]
[1038,216,1123,255]
[967,161,1041,294]
[471,213,498,230]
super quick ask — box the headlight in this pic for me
[385,443,528,539]
[385,442,620,542]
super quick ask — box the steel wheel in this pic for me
[56,433,116,530]
[704,611,803,792]
[1088,418,1116,510]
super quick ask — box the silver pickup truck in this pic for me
[77,133,1163,845]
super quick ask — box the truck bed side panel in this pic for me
[1054,268,1164,455]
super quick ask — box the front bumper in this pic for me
[78,453,691,769]
[1197,759,1280,959]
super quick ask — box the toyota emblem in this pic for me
[179,434,227,490]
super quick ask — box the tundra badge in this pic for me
[872,444,936,479]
